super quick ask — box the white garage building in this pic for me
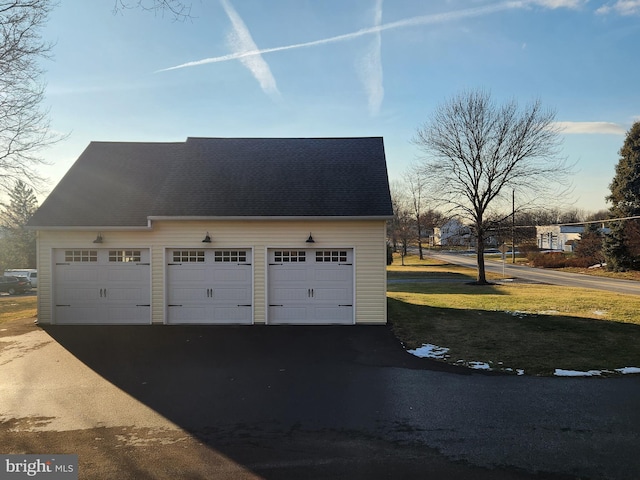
[27,137,393,325]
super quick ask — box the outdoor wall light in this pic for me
[306,233,315,243]
[202,232,212,243]
[93,233,103,244]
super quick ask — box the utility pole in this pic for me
[512,189,516,264]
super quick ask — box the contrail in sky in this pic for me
[219,0,280,98]
[358,0,384,116]
[156,1,527,73]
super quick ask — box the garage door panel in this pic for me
[212,267,250,283]
[57,267,99,284]
[169,287,207,303]
[268,249,354,325]
[57,287,100,304]
[314,288,351,302]
[312,268,350,282]
[269,306,307,324]
[313,306,353,324]
[54,248,151,325]
[166,249,253,324]
[169,266,207,283]
[271,286,309,303]
[106,266,149,283]
[168,306,209,323]
[270,266,307,283]
[212,306,252,322]
[105,306,150,324]
[214,287,251,302]
[104,287,147,302]
[55,307,102,324]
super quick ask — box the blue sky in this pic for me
[39,0,640,213]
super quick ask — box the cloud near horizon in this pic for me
[554,121,626,135]
[528,0,587,8]
[597,0,640,15]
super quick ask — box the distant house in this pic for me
[27,137,393,326]
[536,225,609,252]
[432,218,472,247]
[432,218,500,248]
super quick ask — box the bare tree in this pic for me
[413,89,571,284]
[0,0,60,193]
[387,180,413,264]
[404,166,428,259]
[112,0,192,20]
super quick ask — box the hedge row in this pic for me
[527,252,603,269]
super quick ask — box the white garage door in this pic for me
[166,249,253,324]
[54,249,151,324]
[268,249,354,325]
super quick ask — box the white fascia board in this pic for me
[147,215,393,222]
[26,223,153,231]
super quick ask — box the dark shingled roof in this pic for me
[28,137,393,227]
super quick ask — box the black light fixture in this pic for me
[306,233,315,243]
[202,232,212,243]
[93,233,103,244]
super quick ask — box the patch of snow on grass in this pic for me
[554,369,604,377]
[407,345,640,377]
[592,310,607,316]
[538,310,559,315]
[407,343,449,359]
[555,367,640,377]
[467,361,491,370]
[616,367,640,375]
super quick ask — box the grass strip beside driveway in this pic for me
[388,255,640,375]
[0,295,37,325]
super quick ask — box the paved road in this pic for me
[429,251,640,295]
[1,319,639,479]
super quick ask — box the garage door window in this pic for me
[316,250,348,263]
[109,250,141,262]
[214,250,247,262]
[65,250,98,262]
[274,251,306,263]
[173,250,205,262]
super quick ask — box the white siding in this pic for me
[35,220,388,325]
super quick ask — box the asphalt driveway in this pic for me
[1,318,640,479]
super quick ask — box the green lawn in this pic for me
[388,255,640,375]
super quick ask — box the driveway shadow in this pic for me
[41,324,465,427]
[38,325,579,480]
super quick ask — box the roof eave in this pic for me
[26,215,394,230]
[146,215,394,222]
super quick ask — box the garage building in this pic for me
[27,137,393,325]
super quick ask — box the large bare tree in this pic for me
[0,0,59,193]
[112,0,192,20]
[413,89,571,284]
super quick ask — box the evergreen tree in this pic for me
[575,223,605,266]
[604,121,640,271]
[0,181,39,270]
